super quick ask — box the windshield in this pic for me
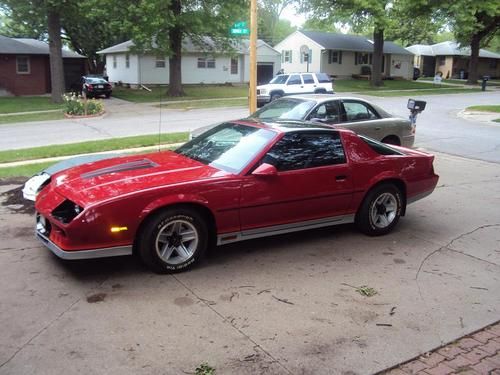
[251,98,316,121]
[175,123,276,174]
[86,77,108,84]
[269,75,289,84]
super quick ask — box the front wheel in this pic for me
[138,208,208,273]
[356,184,402,236]
[270,92,282,102]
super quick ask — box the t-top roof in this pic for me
[299,31,412,55]
[0,35,85,58]
[406,41,500,59]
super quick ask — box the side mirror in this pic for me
[252,163,277,177]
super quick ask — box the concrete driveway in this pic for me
[1,152,499,374]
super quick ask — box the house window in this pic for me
[355,53,371,65]
[489,59,497,69]
[16,56,30,74]
[301,49,312,63]
[438,56,446,66]
[156,56,166,68]
[282,50,292,63]
[328,50,342,64]
[198,57,216,69]
[112,55,117,69]
[230,57,238,74]
[125,54,130,68]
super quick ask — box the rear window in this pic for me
[360,136,403,156]
[85,77,108,84]
[270,75,289,84]
[316,73,332,83]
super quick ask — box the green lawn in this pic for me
[0,132,188,164]
[0,111,64,125]
[333,79,453,92]
[465,105,500,113]
[157,98,247,109]
[0,97,63,114]
[367,88,482,97]
[0,161,55,178]
[113,85,248,103]
[419,77,500,86]
[493,118,500,123]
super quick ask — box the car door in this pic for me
[307,100,341,125]
[338,99,386,140]
[301,73,317,94]
[239,131,353,231]
[285,74,304,95]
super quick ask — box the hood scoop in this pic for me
[81,158,158,179]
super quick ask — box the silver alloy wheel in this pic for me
[369,192,397,229]
[155,219,199,265]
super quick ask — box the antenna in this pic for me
[158,85,162,152]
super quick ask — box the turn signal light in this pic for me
[110,226,128,233]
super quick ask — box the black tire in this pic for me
[137,208,208,273]
[270,92,283,101]
[356,184,402,236]
[381,136,401,146]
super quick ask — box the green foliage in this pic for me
[62,94,104,116]
[301,18,339,33]
[466,105,500,113]
[195,363,216,375]
[258,0,296,45]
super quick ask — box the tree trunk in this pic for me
[47,7,65,103]
[467,34,481,84]
[371,27,384,87]
[166,0,185,97]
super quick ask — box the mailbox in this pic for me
[407,99,426,112]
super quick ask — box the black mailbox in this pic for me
[483,75,490,81]
[407,99,426,112]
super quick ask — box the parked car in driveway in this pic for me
[34,120,438,273]
[257,73,334,105]
[73,76,112,98]
[191,95,415,147]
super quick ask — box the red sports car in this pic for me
[35,120,438,273]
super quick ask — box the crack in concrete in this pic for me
[77,120,114,138]
[413,223,500,345]
[171,274,294,375]
[0,276,111,370]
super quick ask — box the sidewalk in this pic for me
[382,322,500,374]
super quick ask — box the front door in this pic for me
[338,99,385,140]
[239,131,353,231]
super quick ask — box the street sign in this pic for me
[230,21,249,35]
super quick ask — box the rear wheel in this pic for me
[381,136,401,146]
[138,208,208,273]
[356,184,402,236]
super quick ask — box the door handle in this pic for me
[300,85,304,88]
[336,175,348,181]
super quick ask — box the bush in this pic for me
[63,94,104,116]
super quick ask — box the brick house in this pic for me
[0,35,87,96]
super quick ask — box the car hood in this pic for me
[50,151,229,207]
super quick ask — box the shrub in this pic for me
[63,94,104,116]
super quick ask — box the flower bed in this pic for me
[63,94,104,117]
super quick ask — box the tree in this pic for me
[258,0,294,45]
[122,0,247,97]
[446,1,500,83]
[301,18,339,33]
[303,0,392,87]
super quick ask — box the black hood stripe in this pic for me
[81,159,158,179]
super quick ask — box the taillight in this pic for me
[87,84,93,91]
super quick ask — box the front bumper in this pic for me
[36,219,132,260]
[257,95,271,104]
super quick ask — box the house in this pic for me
[0,35,86,96]
[97,36,281,86]
[407,41,500,79]
[274,31,414,80]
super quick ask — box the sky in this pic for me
[280,5,307,28]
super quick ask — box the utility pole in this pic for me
[249,0,257,113]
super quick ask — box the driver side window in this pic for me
[309,101,340,124]
[341,101,379,122]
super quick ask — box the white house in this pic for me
[274,31,414,80]
[97,36,281,86]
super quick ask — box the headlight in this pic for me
[259,89,267,95]
[52,199,84,224]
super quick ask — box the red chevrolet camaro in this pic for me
[35,120,438,273]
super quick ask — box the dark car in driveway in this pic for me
[74,76,112,98]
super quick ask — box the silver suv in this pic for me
[257,73,334,105]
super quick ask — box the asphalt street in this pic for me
[1,90,500,163]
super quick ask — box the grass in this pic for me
[0,111,64,125]
[420,77,500,86]
[333,79,452,92]
[493,119,500,123]
[157,98,247,109]
[0,97,63,114]
[0,132,188,164]
[112,85,248,103]
[0,161,55,178]
[465,105,500,113]
[367,88,482,97]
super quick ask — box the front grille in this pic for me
[36,213,52,237]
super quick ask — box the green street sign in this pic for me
[230,21,249,35]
